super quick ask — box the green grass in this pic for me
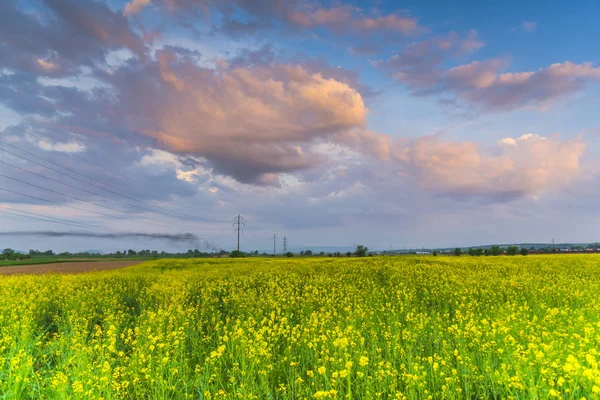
[0,255,599,399]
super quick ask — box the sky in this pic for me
[1,0,600,253]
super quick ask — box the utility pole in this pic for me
[233,214,244,252]
[273,234,276,256]
[283,236,288,254]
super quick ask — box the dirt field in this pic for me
[0,260,142,276]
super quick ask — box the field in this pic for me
[0,255,599,399]
[0,260,143,276]
[0,258,151,268]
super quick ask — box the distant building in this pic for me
[416,251,431,255]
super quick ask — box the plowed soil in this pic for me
[0,260,142,276]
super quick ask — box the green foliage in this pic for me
[467,248,484,256]
[488,245,502,256]
[286,252,294,257]
[521,247,529,256]
[506,246,519,256]
[453,248,463,256]
[230,250,246,258]
[355,245,369,257]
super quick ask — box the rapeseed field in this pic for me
[1,255,599,399]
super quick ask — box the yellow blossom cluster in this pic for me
[0,255,599,398]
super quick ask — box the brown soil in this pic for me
[0,260,142,276]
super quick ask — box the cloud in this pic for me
[34,137,86,154]
[287,5,419,35]
[124,0,152,16]
[443,61,600,110]
[121,0,420,40]
[337,130,586,200]
[373,31,484,89]
[138,149,209,183]
[0,0,145,77]
[378,39,600,110]
[521,21,537,32]
[101,47,367,184]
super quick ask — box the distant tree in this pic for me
[520,247,529,256]
[230,250,246,258]
[305,250,313,256]
[453,248,463,256]
[489,245,502,256]
[300,251,305,256]
[467,248,476,256]
[355,245,368,257]
[346,252,353,257]
[432,250,438,256]
[529,246,536,251]
[286,252,294,257]
[151,250,159,258]
[2,249,15,257]
[319,251,325,256]
[127,249,137,256]
[506,246,519,256]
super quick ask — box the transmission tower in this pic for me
[283,236,288,254]
[233,214,245,251]
[273,234,276,256]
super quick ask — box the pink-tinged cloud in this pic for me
[122,0,420,38]
[373,31,484,88]
[106,48,367,184]
[337,130,586,199]
[445,61,600,110]
[124,0,152,16]
[288,5,419,35]
[378,39,600,110]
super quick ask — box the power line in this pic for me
[2,126,218,220]
[0,207,231,245]
[0,187,229,232]
[0,155,226,224]
[0,174,228,232]
[0,161,211,230]
[0,207,126,234]
[283,235,288,254]
[0,140,229,223]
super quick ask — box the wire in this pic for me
[0,138,229,222]
[0,187,230,232]
[0,207,126,233]
[0,208,231,244]
[0,153,226,222]
[0,173,230,232]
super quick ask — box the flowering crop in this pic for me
[0,255,599,399]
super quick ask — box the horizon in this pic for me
[2,0,600,251]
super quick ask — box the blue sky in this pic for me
[0,0,599,253]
